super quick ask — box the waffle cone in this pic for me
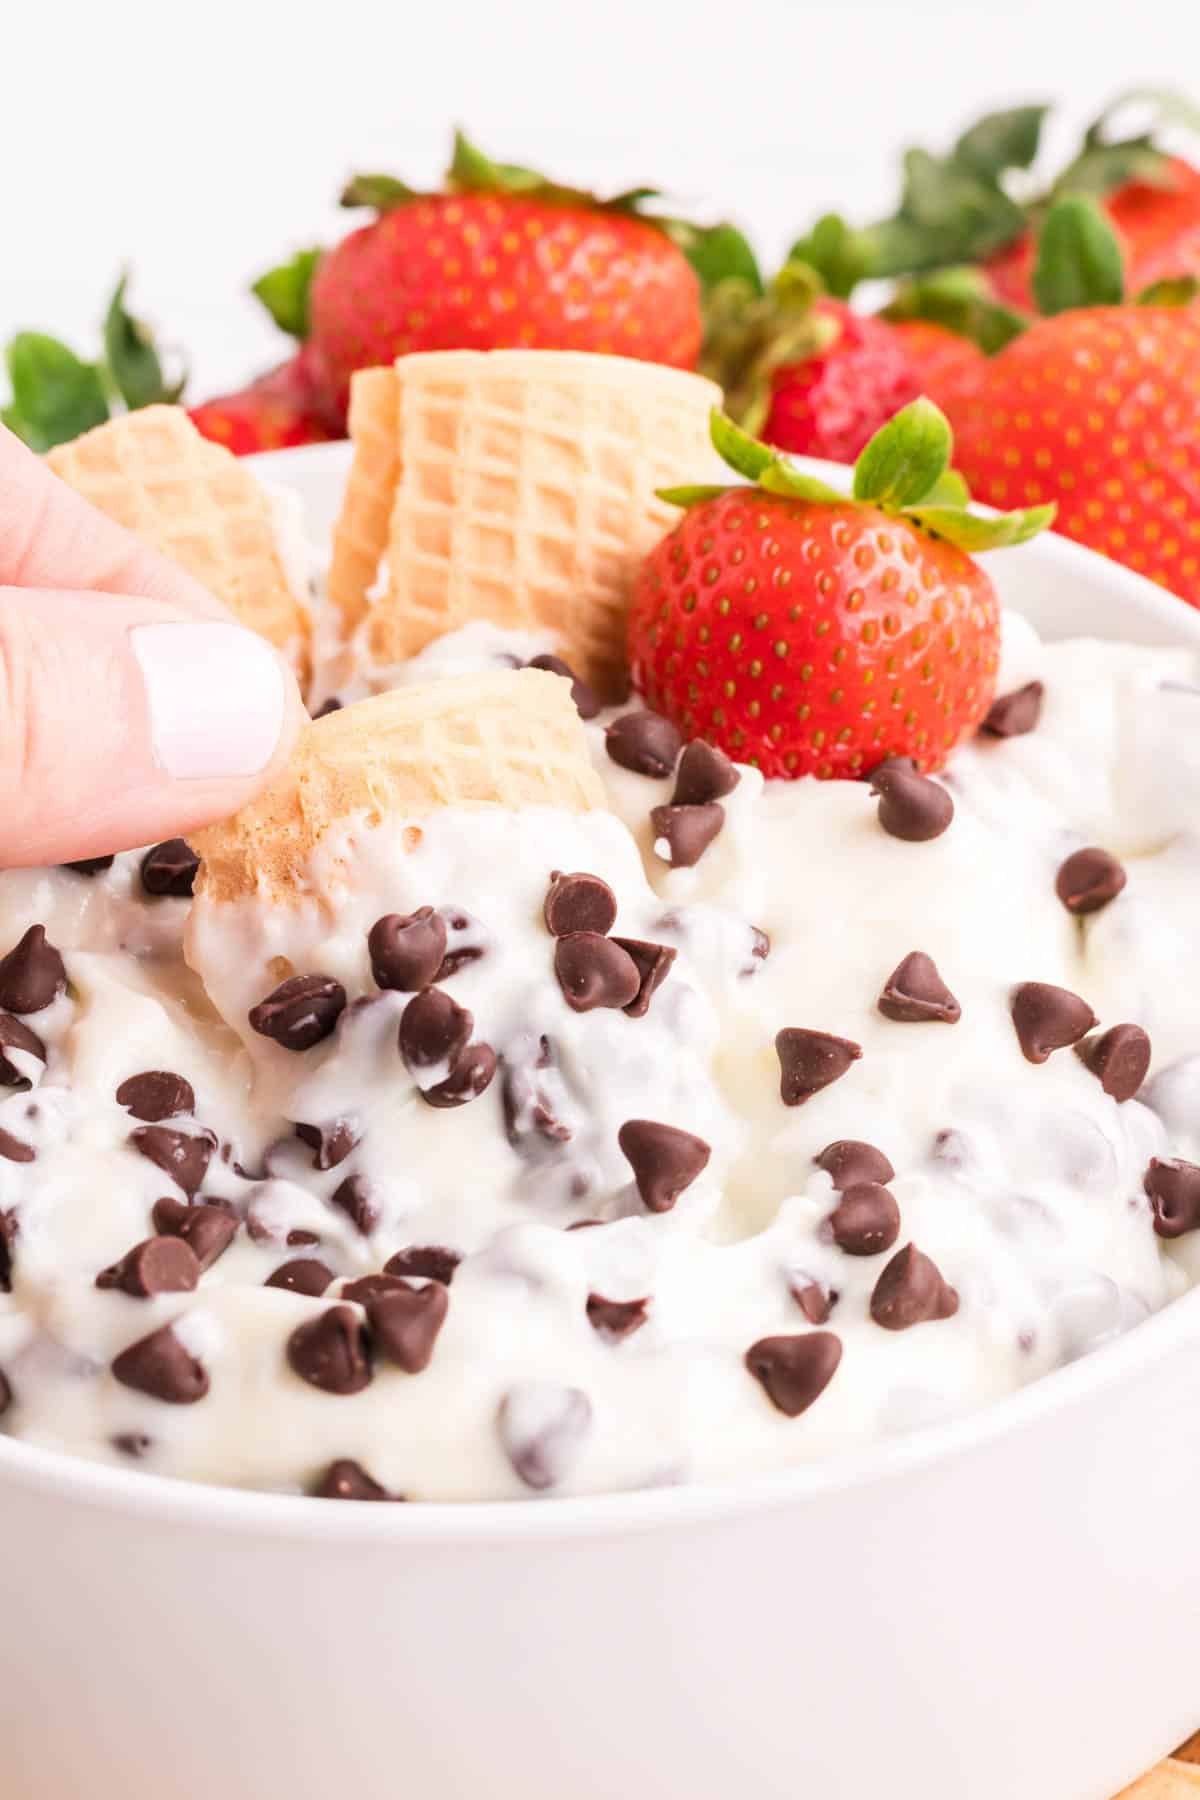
[191,666,605,904]
[1117,1764,1200,1797]
[46,407,310,673]
[329,350,721,696]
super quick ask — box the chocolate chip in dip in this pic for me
[368,908,448,992]
[116,1071,195,1123]
[130,1126,215,1197]
[649,801,725,869]
[745,1332,842,1417]
[112,1324,210,1404]
[1055,846,1127,916]
[982,681,1044,738]
[814,1140,895,1189]
[870,1245,959,1331]
[96,1236,201,1298]
[868,759,954,843]
[775,1029,862,1106]
[287,1306,373,1395]
[1011,982,1097,1065]
[827,1183,901,1257]
[671,739,740,806]
[877,952,961,1024]
[249,975,347,1052]
[0,1013,46,1090]
[0,926,66,1015]
[1076,1024,1152,1103]
[139,838,200,899]
[543,871,618,939]
[604,710,682,778]
[554,933,641,1012]
[311,1459,400,1501]
[618,1119,711,1213]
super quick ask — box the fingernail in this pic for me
[131,623,287,780]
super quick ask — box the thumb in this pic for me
[0,586,304,866]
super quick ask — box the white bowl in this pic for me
[4,444,1199,1800]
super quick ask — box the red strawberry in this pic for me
[308,134,702,414]
[760,301,921,463]
[188,344,337,455]
[885,320,988,413]
[944,199,1200,605]
[628,402,1052,779]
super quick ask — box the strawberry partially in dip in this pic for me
[627,399,1053,779]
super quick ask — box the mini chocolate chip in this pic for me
[650,801,725,868]
[983,681,1044,738]
[0,1211,15,1289]
[313,697,343,719]
[1145,1158,1200,1239]
[543,872,618,938]
[878,952,961,1024]
[294,1119,360,1170]
[424,1041,497,1108]
[605,710,682,778]
[1076,1023,1151,1103]
[1055,846,1127,916]
[868,761,954,842]
[130,1126,214,1196]
[62,856,115,877]
[116,1071,195,1122]
[497,1383,592,1490]
[586,1294,649,1340]
[814,1140,896,1190]
[618,1119,711,1213]
[1011,982,1097,1065]
[96,1236,200,1298]
[366,1281,449,1373]
[287,1305,373,1395]
[672,739,740,806]
[399,988,473,1071]
[828,1182,901,1256]
[266,1259,334,1297]
[775,1029,862,1106]
[383,1246,461,1285]
[0,1012,46,1089]
[527,653,600,718]
[611,937,677,1018]
[554,932,641,1012]
[151,1199,238,1271]
[0,926,66,1015]
[368,908,449,992]
[311,1458,399,1501]
[249,974,347,1052]
[330,1175,379,1236]
[789,1276,838,1325]
[745,1332,842,1417]
[112,1432,150,1458]
[112,1324,209,1404]
[870,1245,960,1331]
[140,839,199,898]
[0,1129,34,1165]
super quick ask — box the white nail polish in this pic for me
[131,622,287,780]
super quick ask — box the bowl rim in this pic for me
[6,438,1199,1544]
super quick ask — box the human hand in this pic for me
[0,424,304,866]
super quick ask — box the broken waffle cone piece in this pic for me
[327,349,721,698]
[190,666,606,905]
[46,406,310,675]
[1117,1762,1200,1798]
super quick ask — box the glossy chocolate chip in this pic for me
[266,1258,335,1297]
[383,1245,461,1286]
[775,1029,862,1106]
[368,908,448,993]
[672,739,740,806]
[586,1294,649,1341]
[983,681,1044,738]
[62,855,115,877]
[497,1383,593,1490]
[0,1129,34,1165]
[1076,1023,1151,1103]
[878,952,961,1024]
[554,933,641,1013]
[789,1276,838,1326]
[814,1140,896,1190]
[112,1324,210,1404]
[605,710,682,778]
[96,1236,200,1298]
[1055,846,1127,916]
[294,1118,359,1170]
[870,1245,960,1331]
[151,1199,238,1270]
[618,1118,711,1213]
[0,1012,46,1090]
[366,1281,449,1373]
[526,653,600,719]
[330,1175,379,1236]
[0,926,66,1015]
[434,908,488,980]
[399,988,473,1071]
[249,974,347,1053]
[868,760,954,842]
[1011,982,1097,1065]
[340,1274,411,1306]
[116,1071,195,1122]
[650,802,725,868]
[287,1305,373,1395]
[828,1182,901,1256]
[1145,1158,1200,1239]
[423,1041,497,1108]
[745,1332,842,1417]
[140,839,199,898]
[130,1126,214,1196]
[543,872,618,939]
[612,937,676,1019]
[311,1458,399,1501]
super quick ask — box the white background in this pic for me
[3,0,1197,398]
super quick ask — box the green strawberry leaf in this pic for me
[1033,196,1125,314]
[1084,87,1200,149]
[899,148,1027,263]
[657,483,734,507]
[2,332,110,451]
[882,267,1029,352]
[667,220,763,297]
[340,172,419,211]
[788,213,874,298]
[710,408,775,481]
[952,104,1049,182]
[758,462,846,503]
[853,397,953,509]
[922,467,971,507]
[902,500,1056,550]
[252,248,322,339]
[449,129,545,196]
[102,271,185,410]
[1137,274,1200,306]
[1051,141,1166,200]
